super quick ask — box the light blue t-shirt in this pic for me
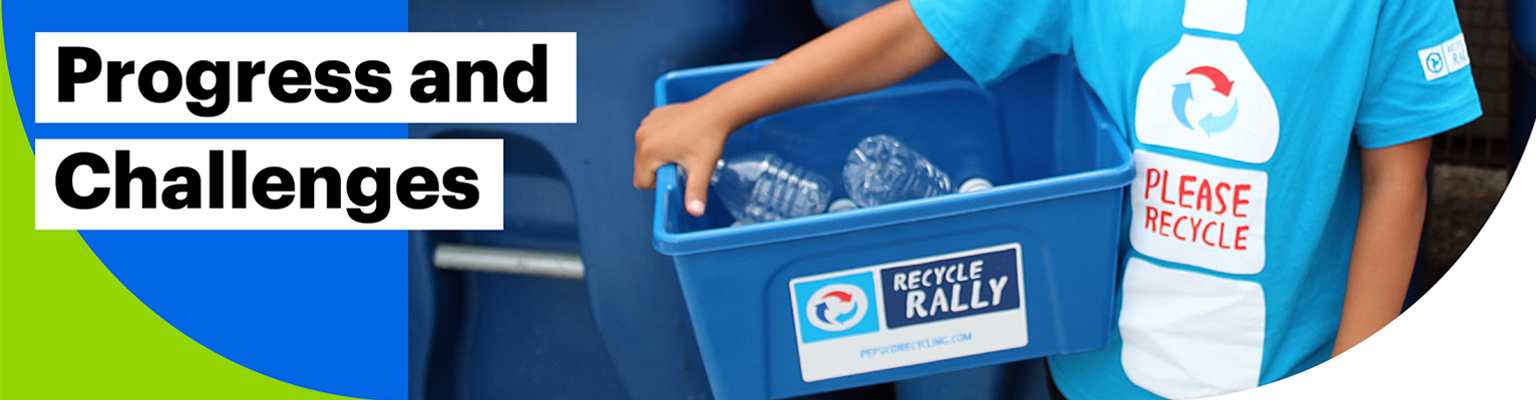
[909,0,1481,398]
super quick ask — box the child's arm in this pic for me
[1333,137,1433,356]
[633,0,946,216]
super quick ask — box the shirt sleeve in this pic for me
[1354,0,1482,149]
[908,0,1072,87]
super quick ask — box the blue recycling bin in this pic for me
[652,55,1134,400]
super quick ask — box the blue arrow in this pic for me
[815,302,833,324]
[835,302,857,324]
[1171,83,1194,130]
[1198,100,1239,135]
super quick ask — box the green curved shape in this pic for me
[0,13,365,400]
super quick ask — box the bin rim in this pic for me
[649,59,1135,256]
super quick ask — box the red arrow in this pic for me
[823,291,852,302]
[1186,66,1234,96]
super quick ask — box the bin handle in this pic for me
[432,243,584,280]
[653,164,683,236]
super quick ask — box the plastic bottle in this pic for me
[843,135,953,207]
[711,153,834,225]
[827,198,859,213]
[959,177,994,193]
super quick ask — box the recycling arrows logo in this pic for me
[1172,66,1239,136]
[1134,35,1279,164]
[1426,52,1445,74]
[806,284,869,332]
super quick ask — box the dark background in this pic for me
[1421,0,1526,292]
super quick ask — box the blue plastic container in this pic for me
[651,55,1134,400]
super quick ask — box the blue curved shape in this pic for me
[835,302,858,324]
[1199,100,1240,135]
[1171,83,1195,130]
[3,1,407,399]
[1511,0,1535,66]
[816,302,834,325]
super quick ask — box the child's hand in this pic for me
[633,99,737,217]
[632,0,944,218]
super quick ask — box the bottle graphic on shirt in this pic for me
[1120,1,1273,398]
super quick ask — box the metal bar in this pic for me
[432,243,584,279]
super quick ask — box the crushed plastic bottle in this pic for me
[711,153,833,225]
[843,135,953,207]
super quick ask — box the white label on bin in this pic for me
[1130,150,1266,274]
[788,243,1027,382]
